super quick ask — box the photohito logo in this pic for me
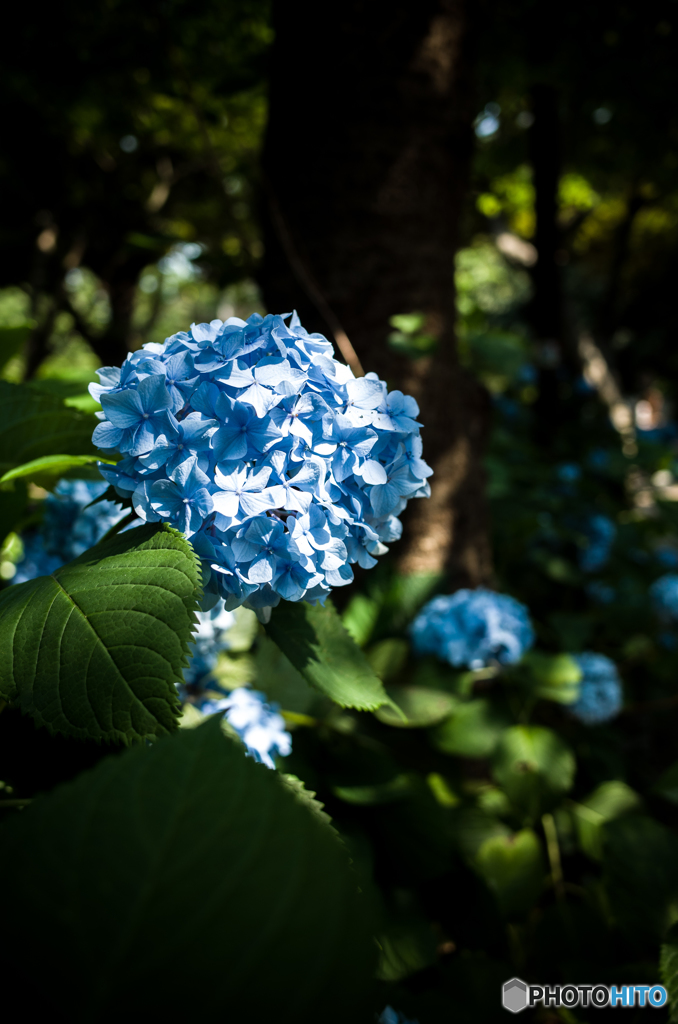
[501,978,667,1012]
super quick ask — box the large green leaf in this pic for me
[0,523,200,744]
[0,719,376,1022]
[491,726,576,821]
[0,380,97,479]
[264,598,395,711]
[0,453,115,486]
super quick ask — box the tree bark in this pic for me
[261,0,492,588]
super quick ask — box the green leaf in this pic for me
[0,522,200,744]
[254,632,321,715]
[0,453,115,486]
[660,922,678,1023]
[0,719,375,1022]
[366,637,409,680]
[376,684,458,728]
[451,807,511,862]
[341,592,380,646]
[474,828,546,919]
[491,726,576,820]
[430,698,511,758]
[520,651,582,704]
[281,773,337,833]
[264,598,395,711]
[572,781,642,861]
[333,774,415,806]
[0,380,97,480]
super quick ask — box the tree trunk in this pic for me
[261,0,492,589]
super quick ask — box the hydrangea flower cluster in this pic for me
[198,689,292,770]
[578,513,616,573]
[12,479,127,584]
[650,573,678,620]
[410,588,534,670]
[91,312,432,615]
[569,652,622,725]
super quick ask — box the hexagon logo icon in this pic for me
[502,978,528,1013]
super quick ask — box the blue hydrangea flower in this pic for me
[569,652,622,725]
[199,688,292,769]
[410,588,534,670]
[650,573,678,620]
[12,479,128,584]
[578,513,616,573]
[91,312,432,617]
[379,1007,420,1024]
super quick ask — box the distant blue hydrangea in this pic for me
[651,573,678,620]
[570,653,622,725]
[578,513,616,573]
[379,1007,419,1024]
[12,479,127,584]
[410,588,534,670]
[199,688,291,769]
[90,312,432,618]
